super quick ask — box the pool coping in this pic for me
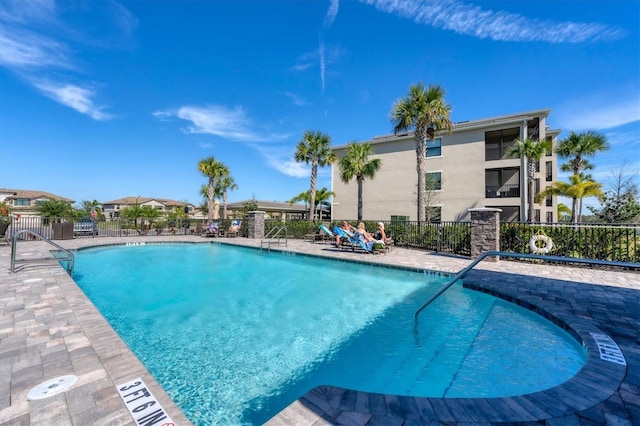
[1,236,637,425]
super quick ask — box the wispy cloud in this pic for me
[292,44,343,93]
[284,92,308,106]
[555,92,640,131]
[362,0,626,43]
[324,0,340,27]
[154,105,291,143]
[0,0,134,119]
[36,81,112,121]
[250,143,333,178]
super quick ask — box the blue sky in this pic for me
[1,0,638,210]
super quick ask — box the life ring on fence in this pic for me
[529,234,553,254]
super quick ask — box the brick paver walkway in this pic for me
[0,236,638,425]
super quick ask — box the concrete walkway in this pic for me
[0,235,638,425]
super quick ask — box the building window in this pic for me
[534,209,541,222]
[426,138,441,157]
[485,127,519,160]
[390,215,409,222]
[546,196,553,207]
[426,206,441,223]
[545,161,553,181]
[14,198,30,206]
[545,137,553,156]
[546,211,553,223]
[498,206,520,222]
[426,172,442,190]
[535,178,540,196]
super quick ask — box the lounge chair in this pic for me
[333,226,373,253]
[318,224,335,244]
[202,222,219,238]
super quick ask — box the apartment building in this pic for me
[102,196,197,220]
[331,109,559,223]
[0,188,74,217]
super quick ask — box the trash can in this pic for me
[52,222,74,240]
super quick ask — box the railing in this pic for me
[414,250,640,327]
[10,230,75,275]
[485,184,520,198]
[260,226,288,250]
[501,222,640,263]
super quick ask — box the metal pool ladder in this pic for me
[414,250,640,324]
[260,226,288,250]
[10,230,75,275]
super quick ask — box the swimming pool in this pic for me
[72,243,586,425]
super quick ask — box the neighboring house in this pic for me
[331,108,559,223]
[102,196,197,220]
[225,200,309,221]
[0,188,74,217]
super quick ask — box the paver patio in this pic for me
[0,235,638,425]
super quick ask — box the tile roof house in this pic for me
[0,188,74,217]
[102,196,196,220]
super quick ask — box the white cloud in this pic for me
[324,0,340,27]
[362,0,626,43]
[35,81,112,120]
[319,41,326,93]
[250,143,335,178]
[154,105,291,143]
[556,98,640,131]
[284,92,308,106]
[0,0,133,120]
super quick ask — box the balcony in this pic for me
[486,185,520,198]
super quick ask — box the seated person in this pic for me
[205,221,218,233]
[355,222,378,243]
[228,221,240,233]
[335,220,356,246]
[373,222,388,244]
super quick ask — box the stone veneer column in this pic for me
[247,211,265,239]
[468,208,501,261]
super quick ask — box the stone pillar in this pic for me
[247,211,266,239]
[468,208,501,261]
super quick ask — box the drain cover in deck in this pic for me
[27,375,78,400]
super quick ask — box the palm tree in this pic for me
[34,199,73,222]
[557,203,572,222]
[507,137,552,222]
[198,156,226,222]
[338,142,382,221]
[294,130,336,222]
[391,83,452,222]
[215,174,238,220]
[536,175,603,223]
[556,131,609,222]
[289,187,335,220]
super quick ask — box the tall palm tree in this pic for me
[215,174,238,220]
[35,199,73,222]
[338,142,382,221]
[556,131,609,222]
[507,137,552,222]
[198,156,226,222]
[536,175,603,223]
[294,130,336,222]
[391,83,452,222]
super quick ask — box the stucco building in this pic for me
[331,109,559,223]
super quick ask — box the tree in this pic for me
[506,137,552,222]
[535,175,603,223]
[557,203,572,222]
[588,162,640,223]
[77,200,103,220]
[294,130,336,222]
[198,156,227,222]
[289,187,335,221]
[215,174,238,220]
[338,142,381,221]
[556,131,609,222]
[34,199,73,222]
[391,83,452,222]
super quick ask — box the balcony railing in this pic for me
[486,185,520,198]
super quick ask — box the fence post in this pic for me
[247,211,265,239]
[468,208,502,260]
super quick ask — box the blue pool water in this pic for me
[73,243,586,425]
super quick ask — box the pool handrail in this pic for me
[10,229,75,275]
[260,226,288,250]
[414,250,640,323]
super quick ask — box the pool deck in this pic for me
[0,235,638,425]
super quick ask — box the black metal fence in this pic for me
[501,222,639,263]
[6,216,637,263]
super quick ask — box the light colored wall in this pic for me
[332,112,558,222]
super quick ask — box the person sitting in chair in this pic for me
[335,220,355,246]
[228,221,240,233]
